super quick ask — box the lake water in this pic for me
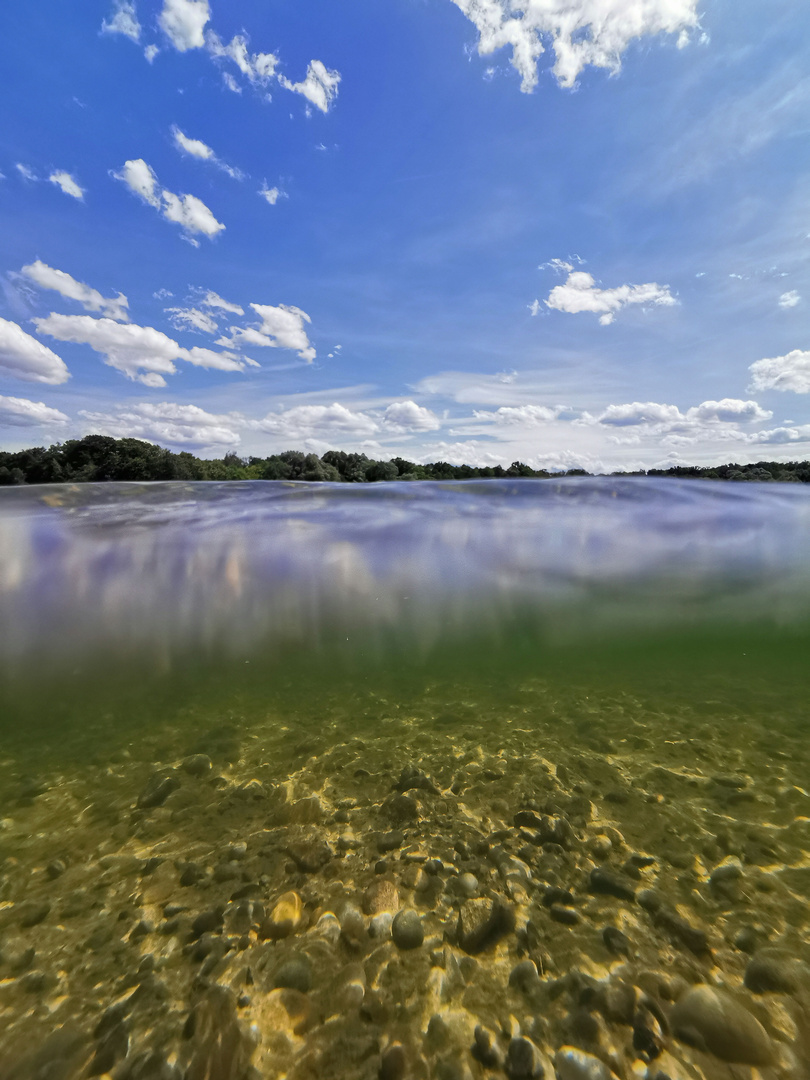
[1,478,809,1079]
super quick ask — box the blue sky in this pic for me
[1,0,808,471]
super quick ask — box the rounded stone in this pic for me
[380,1044,407,1080]
[554,1047,612,1080]
[458,873,479,897]
[506,1036,545,1078]
[273,954,312,994]
[369,912,394,939]
[181,754,212,777]
[392,909,424,950]
[671,984,775,1066]
[261,891,304,940]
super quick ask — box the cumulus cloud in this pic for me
[452,0,700,91]
[101,0,141,41]
[0,317,70,385]
[474,404,562,425]
[206,32,278,86]
[15,164,37,182]
[543,271,676,324]
[79,401,242,448]
[49,171,85,200]
[256,403,379,440]
[113,158,160,207]
[220,303,316,362]
[596,401,685,426]
[0,395,69,427]
[685,399,772,424]
[278,60,341,112]
[145,44,159,63]
[34,313,252,387]
[158,0,210,51]
[165,307,218,334]
[779,290,801,309]
[113,158,225,240]
[382,401,441,432]
[21,260,129,322]
[749,348,810,394]
[171,126,244,180]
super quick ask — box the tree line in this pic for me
[0,434,808,485]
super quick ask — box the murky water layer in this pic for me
[1,480,809,1080]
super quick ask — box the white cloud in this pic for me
[596,401,685,426]
[382,401,441,432]
[256,403,379,440]
[0,317,70,385]
[33,313,251,387]
[145,44,159,63]
[474,404,562,425]
[113,158,160,207]
[0,395,69,427]
[158,0,210,51]
[172,127,213,161]
[685,399,772,424]
[165,307,218,334]
[113,159,225,239]
[779,290,801,309]
[452,0,700,91]
[278,60,341,113]
[749,348,810,394]
[161,190,225,238]
[544,270,676,324]
[206,33,278,86]
[221,303,316,362]
[21,261,129,322]
[79,402,242,448]
[15,164,37,182]
[101,0,141,41]
[259,184,283,206]
[200,291,244,316]
[171,126,244,180]
[49,172,85,200]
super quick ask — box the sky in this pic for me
[0,0,809,472]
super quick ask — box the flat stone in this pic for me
[744,949,807,995]
[392,908,424,950]
[189,908,224,940]
[182,985,255,1079]
[363,879,400,915]
[395,766,440,795]
[377,830,404,852]
[602,926,630,955]
[589,867,636,902]
[671,984,775,1066]
[457,896,515,954]
[136,771,180,810]
[285,840,331,873]
[19,901,50,928]
[382,793,419,823]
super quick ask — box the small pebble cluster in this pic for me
[0,680,809,1079]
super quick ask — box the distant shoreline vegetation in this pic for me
[1,435,809,485]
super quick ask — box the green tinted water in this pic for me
[0,481,809,1078]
